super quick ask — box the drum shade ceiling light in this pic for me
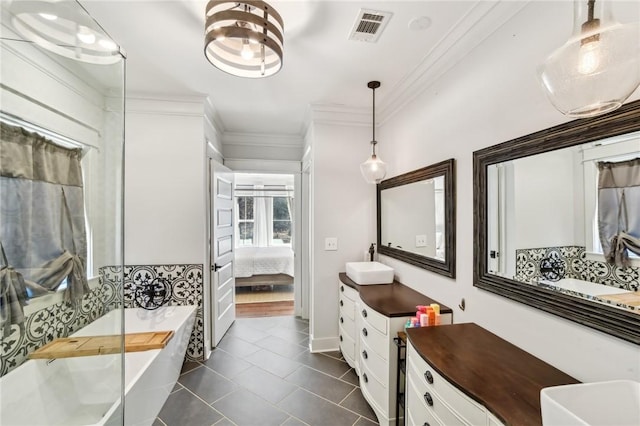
[360,81,387,184]
[538,0,640,118]
[9,0,122,65]
[204,1,284,78]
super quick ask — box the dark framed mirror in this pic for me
[377,158,456,278]
[473,100,640,345]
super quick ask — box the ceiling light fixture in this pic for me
[360,81,387,184]
[204,1,284,78]
[9,0,122,64]
[538,0,640,118]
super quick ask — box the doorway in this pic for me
[233,173,297,318]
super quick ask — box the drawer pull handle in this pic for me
[424,392,433,407]
[341,286,344,292]
[340,300,344,307]
[339,335,343,342]
[362,328,368,337]
[424,370,434,384]
[363,373,368,383]
[362,350,368,359]
[423,423,430,426]
[340,317,344,324]
[362,309,368,318]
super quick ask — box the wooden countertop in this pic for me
[339,273,452,317]
[406,323,579,426]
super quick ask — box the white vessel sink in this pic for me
[346,261,394,285]
[541,380,640,425]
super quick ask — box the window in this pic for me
[237,196,254,246]
[272,196,292,245]
[582,131,640,264]
[234,180,294,247]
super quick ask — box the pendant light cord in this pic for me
[587,0,595,21]
[372,84,376,155]
[368,81,380,156]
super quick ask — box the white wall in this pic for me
[375,0,640,383]
[125,96,207,265]
[512,149,579,250]
[308,122,376,350]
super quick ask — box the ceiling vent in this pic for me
[348,9,393,43]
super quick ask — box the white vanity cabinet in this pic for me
[407,341,493,426]
[405,323,579,426]
[338,282,360,371]
[338,274,454,426]
[358,302,410,426]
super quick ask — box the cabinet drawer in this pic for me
[359,303,387,335]
[339,327,356,368]
[338,311,355,338]
[339,283,358,302]
[339,295,355,320]
[360,321,388,361]
[360,362,388,414]
[408,343,486,425]
[407,404,442,426]
[359,337,387,385]
[408,373,464,426]
[407,374,443,426]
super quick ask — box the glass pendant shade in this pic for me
[8,0,122,64]
[360,153,387,184]
[204,1,284,78]
[538,0,640,117]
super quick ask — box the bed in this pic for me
[234,246,294,287]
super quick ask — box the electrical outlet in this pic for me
[325,237,338,251]
[416,234,427,247]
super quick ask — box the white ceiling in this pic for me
[79,0,530,138]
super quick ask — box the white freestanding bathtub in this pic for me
[0,306,196,426]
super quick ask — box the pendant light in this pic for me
[204,1,284,78]
[360,81,387,184]
[538,0,640,118]
[9,0,122,65]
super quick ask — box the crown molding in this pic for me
[222,131,303,148]
[126,92,207,116]
[305,103,371,129]
[379,0,531,124]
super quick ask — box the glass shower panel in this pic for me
[0,1,125,424]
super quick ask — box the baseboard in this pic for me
[309,336,339,353]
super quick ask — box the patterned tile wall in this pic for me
[1,263,204,377]
[101,264,204,362]
[0,277,120,376]
[515,245,639,291]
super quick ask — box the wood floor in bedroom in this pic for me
[236,300,294,318]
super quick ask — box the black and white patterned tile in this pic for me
[0,280,110,376]
[101,264,204,362]
[2,263,204,376]
[515,245,639,291]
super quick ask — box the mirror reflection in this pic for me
[474,100,640,344]
[381,176,445,260]
[377,159,455,278]
[486,131,640,313]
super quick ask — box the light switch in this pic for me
[416,235,427,247]
[325,237,338,251]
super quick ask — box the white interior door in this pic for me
[210,160,235,347]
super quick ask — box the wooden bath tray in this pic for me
[29,331,174,359]
[598,291,640,308]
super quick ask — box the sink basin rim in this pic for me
[540,380,640,426]
[345,261,394,285]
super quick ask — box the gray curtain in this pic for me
[597,158,640,268]
[0,122,88,335]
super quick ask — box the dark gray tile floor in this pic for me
[155,316,378,426]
